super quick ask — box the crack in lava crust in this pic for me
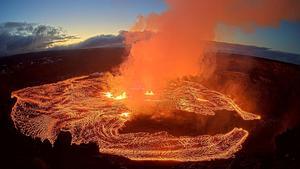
[11,73,260,161]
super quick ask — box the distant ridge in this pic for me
[1,39,299,65]
[208,41,300,65]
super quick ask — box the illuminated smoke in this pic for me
[117,0,300,95]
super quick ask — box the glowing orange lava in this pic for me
[104,91,127,100]
[145,90,154,96]
[11,73,260,161]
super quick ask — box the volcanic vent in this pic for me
[11,73,260,161]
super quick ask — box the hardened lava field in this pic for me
[11,73,260,161]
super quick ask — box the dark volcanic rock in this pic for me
[0,48,300,169]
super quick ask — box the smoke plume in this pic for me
[116,0,300,95]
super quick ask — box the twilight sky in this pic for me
[0,0,299,54]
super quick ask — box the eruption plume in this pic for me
[116,0,300,98]
[9,0,300,162]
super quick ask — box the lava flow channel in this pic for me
[11,73,260,161]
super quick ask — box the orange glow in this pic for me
[111,0,300,109]
[104,91,127,100]
[9,0,300,162]
[145,90,154,96]
[196,98,209,102]
[11,73,260,161]
[104,91,113,98]
[120,112,130,118]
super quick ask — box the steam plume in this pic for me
[116,0,300,95]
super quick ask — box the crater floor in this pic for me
[11,73,260,161]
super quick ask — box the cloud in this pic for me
[0,22,154,56]
[61,30,153,50]
[68,34,124,49]
[1,22,298,65]
[0,22,77,56]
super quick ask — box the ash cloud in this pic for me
[0,22,77,56]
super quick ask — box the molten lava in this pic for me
[145,90,154,96]
[11,73,260,161]
[104,91,127,100]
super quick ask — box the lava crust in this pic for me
[11,73,260,161]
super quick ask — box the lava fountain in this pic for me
[11,73,260,161]
[10,0,300,162]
